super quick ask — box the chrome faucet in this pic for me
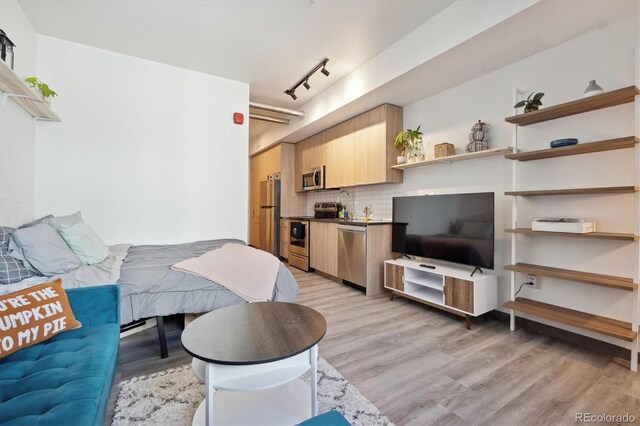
[337,190,351,218]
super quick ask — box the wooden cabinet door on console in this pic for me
[444,277,474,313]
[385,262,404,292]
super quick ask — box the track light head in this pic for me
[284,89,297,100]
[303,80,311,90]
[321,66,330,77]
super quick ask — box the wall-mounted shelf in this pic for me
[504,298,637,342]
[0,59,60,122]
[505,228,638,241]
[505,186,638,196]
[390,147,512,170]
[505,136,638,162]
[504,263,636,291]
[505,86,639,127]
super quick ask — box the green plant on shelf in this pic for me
[514,92,544,113]
[394,125,423,156]
[24,77,58,101]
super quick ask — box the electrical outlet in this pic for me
[527,274,541,289]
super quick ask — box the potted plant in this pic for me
[514,92,544,113]
[394,125,423,163]
[24,77,58,105]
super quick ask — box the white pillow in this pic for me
[57,222,109,265]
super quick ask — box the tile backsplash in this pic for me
[305,183,403,220]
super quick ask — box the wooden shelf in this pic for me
[0,59,60,122]
[505,136,638,162]
[505,86,639,127]
[504,298,637,342]
[504,263,636,291]
[391,147,512,170]
[505,228,638,241]
[505,186,638,196]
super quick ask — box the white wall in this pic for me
[0,0,38,226]
[34,35,249,245]
[400,16,638,347]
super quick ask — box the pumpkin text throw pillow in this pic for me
[0,279,82,358]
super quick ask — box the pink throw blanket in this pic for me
[171,243,280,302]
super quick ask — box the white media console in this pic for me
[384,259,498,329]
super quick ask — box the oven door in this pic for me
[289,221,309,257]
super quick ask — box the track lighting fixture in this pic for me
[284,58,330,101]
[285,89,297,100]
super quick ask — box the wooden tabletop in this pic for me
[181,302,327,365]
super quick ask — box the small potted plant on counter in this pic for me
[25,77,58,105]
[394,125,423,163]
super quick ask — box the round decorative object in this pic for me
[550,138,579,148]
[466,120,489,153]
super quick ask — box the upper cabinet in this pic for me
[295,104,403,191]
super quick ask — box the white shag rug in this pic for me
[113,357,394,426]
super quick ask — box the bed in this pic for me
[4,237,299,356]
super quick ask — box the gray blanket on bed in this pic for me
[118,239,299,323]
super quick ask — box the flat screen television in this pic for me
[392,192,495,269]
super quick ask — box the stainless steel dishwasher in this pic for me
[337,224,367,288]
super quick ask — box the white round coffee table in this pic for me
[181,302,327,426]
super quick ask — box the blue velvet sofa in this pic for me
[0,285,120,426]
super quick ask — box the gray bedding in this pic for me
[117,239,299,324]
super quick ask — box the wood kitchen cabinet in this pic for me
[295,104,403,191]
[353,104,403,186]
[310,221,338,277]
[325,120,355,189]
[249,143,306,250]
[280,219,290,259]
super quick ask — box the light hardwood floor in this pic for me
[108,266,640,425]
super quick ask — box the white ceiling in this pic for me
[18,0,454,107]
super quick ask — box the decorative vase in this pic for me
[466,120,489,153]
[583,80,604,97]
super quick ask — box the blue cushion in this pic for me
[0,286,120,426]
[297,411,351,426]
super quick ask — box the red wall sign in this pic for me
[233,113,244,125]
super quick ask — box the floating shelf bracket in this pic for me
[2,92,41,108]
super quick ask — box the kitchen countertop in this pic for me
[282,216,392,226]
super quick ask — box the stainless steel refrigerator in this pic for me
[259,173,281,257]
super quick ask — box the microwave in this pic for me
[302,166,325,191]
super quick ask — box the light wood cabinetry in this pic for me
[295,104,403,191]
[385,259,497,329]
[385,263,404,292]
[352,104,402,186]
[310,221,338,277]
[249,143,306,250]
[325,120,355,188]
[280,219,290,259]
[444,277,474,313]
